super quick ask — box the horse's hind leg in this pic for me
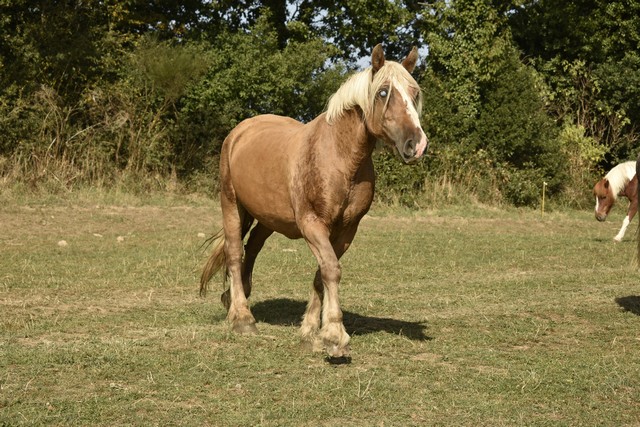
[221,222,272,308]
[220,214,263,309]
[240,222,274,298]
[300,269,324,351]
[221,197,258,334]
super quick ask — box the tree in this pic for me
[191,0,424,66]
[173,13,342,175]
[509,0,640,165]
[418,0,563,205]
[0,0,108,101]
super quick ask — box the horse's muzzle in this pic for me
[400,133,428,164]
[595,212,607,222]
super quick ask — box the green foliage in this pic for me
[556,122,605,207]
[0,0,110,102]
[474,48,565,206]
[1,0,640,207]
[419,0,564,207]
[592,52,640,161]
[0,0,113,169]
[497,165,546,207]
[0,9,341,189]
[510,0,640,167]
[214,0,424,63]
[100,37,210,174]
[316,0,424,61]
[176,15,342,172]
[373,148,428,206]
[559,122,607,168]
[423,0,512,127]
[132,37,209,105]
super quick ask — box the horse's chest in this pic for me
[326,174,375,230]
[294,155,374,230]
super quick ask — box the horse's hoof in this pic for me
[326,343,351,359]
[232,321,258,335]
[325,345,352,364]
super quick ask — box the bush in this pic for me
[418,44,565,207]
[176,15,342,176]
[373,148,429,206]
[556,122,606,208]
[498,165,545,207]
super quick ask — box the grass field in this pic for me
[1,194,639,426]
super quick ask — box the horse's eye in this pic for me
[379,89,388,98]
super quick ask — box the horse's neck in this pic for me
[324,109,376,169]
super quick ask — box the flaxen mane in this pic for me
[325,62,423,124]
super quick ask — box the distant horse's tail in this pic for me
[200,230,226,297]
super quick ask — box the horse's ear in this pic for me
[402,47,418,73]
[604,179,610,189]
[372,44,385,74]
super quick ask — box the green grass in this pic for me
[1,195,639,426]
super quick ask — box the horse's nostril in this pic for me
[403,139,416,156]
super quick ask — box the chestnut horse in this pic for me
[593,161,638,242]
[200,45,427,358]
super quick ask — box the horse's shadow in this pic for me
[251,298,432,341]
[615,295,640,316]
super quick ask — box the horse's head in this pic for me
[325,44,428,163]
[593,178,615,221]
[367,44,428,164]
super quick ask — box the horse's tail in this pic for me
[200,229,226,297]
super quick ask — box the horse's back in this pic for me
[231,114,303,135]
[226,114,304,159]
[609,161,637,181]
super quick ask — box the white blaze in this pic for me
[394,79,427,158]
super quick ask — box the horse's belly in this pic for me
[236,191,301,239]
[252,212,302,239]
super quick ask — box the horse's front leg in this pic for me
[616,197,639,242]
[614,199,637,242]
[614,215,631,242]
[301,221,352,358]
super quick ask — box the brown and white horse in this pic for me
[593,161,638,242]
[200,45,427,358]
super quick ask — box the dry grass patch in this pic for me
[1,196,640,425]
